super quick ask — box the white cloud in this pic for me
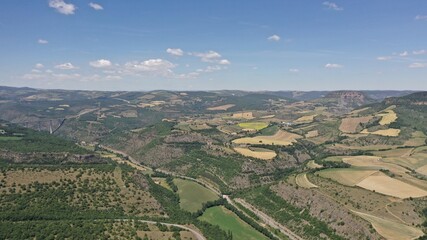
[55,62,77,70]
[325,63,343,68]
[89,2,103,10]
[191,50,222,62]
[415,15,427,20]
[52,73,81,80]
[105,75,122,81]
[409,62,427,68]
[38,39,48,44]
[377,56,392,61]
[166,48,184,56]
[413,50,427,55]
[289,68,299,73]
[219,59,231,65]
[90,59,112,68]
[267,34,281,41]
[49,0,76,15]
[35,63,44,69]
[399,51,409,57]
[124,59,175,76]
[323,1,343,11]
[31,69,42,73]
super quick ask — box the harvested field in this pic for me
[317,168,378,186]
[207,104,235,111]
[350,107,370,115]
[416,164,427,176]
[230,112,254,119]
[356,172,427,198]
[295,114,316,123]
[260,114,275,119]
[307,160,322,169]
[234,147,276,160]
[295,173,318,188]
[352,210,424,240]
[342,156,408,175]
[339,116,372,133]
[305,130,318,138]
[217,125,241,134]
[361,128,400,137]
[232,130,302,146]
[378,110,398,125]
[238,122,268,131]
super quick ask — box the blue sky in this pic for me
[0,0,427,91]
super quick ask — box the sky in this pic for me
[0,0,427,91]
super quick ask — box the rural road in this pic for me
[234,198,303,240]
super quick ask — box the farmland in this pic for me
[238,122,269,131]
[174,178,219,212]
[198,206,268,240]
[234,147,276,160]
[232,130,302,146]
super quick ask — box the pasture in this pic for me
[173,178,219,212]
[234,147,276,160]
[198,206,268,240]
[232,130,302,146]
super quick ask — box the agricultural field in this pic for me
[339,116,372,133]
[198,206,268,240]
[230,112,254,119]
[378,109,398,125]
[295,173,318,188]
[294,114,316,124]
[233,147,276,160]
[207,104,235,111]
[232,130,302,146]
[238,122,269,131]
[317,168,378,186]
[361,128,401,137]
[174,178,219,212]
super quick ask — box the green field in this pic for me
[0,136,22,141]
[198,206,268,240]
[173,178,219,212]
[238,122,269,131]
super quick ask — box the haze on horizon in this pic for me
[0,0,427,91]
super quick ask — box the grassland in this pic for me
[198,206,268,240]
[232,130,302,146]
[352,210,424,240]
[238,122,269,131]
[174,178,219,212]
[234,147,276,160]
[0,136,22,141]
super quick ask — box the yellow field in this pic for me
[306,160,322,169]
[342,156,407,175]
[231,112,254,119]
[339,116,372,133]
[232,130,302,146]
[295,114,316,123]
[295,173,318,188]
[349,107,370,115]
[352,210,424,240]
[238,122,269,131]
[234,147,277,160]
[361,128,400,136]
[305,130,318,138]
[416,164,427,175]
[356,172,427,199]
[260,115,275,119]
[317,168,378,186]
[207,104,235,111]
[378,110,398,125]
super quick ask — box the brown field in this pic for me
[295,114,316,123]
[352,210,424,240]
[295,173,318,188]
[378,110,398,125]
[232,130,302,146]
[361,128,401,137]
[317,168,378,186]
[339,116,372,133]
[305,130,319,138]
[234,147,277,160]
[416,164,427,176]
[230,112,254,119]
[207,104,235,111]
[356,172,427,199]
